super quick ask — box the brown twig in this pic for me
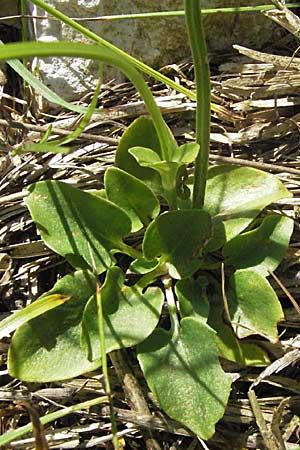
[110,349,162,450]
[0,118,119,146]
[209,154,300,176]
[271,271,300,315]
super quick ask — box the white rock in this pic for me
[29,0,282,102]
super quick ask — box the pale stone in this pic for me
[29,0,282,101]
[202,0,283,51]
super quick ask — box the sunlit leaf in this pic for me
[223,215,294,276]
[115,117,161,192]
[228,270,284,342]
[204,165,292,250]
[0,294,69,339]
[172,142,199,163]
[209,303,270,367]
[8,271,101,382]
[26,180,131,274]
[105,167,160,232]
[81,267,164,361]
[138,318,232,439]
[143,209,211,279]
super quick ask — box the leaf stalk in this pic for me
[185,0,211,209]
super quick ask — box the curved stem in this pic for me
[28,0,196,104]
[0,41,174,161]
[185,0,211,208]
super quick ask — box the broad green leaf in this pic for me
[204,165,292,250]
[129,149,189,205]
[26,180,131,274]
[208,303,270,367]
[228,270,284,342]
[81,267,164,361]
[138,318,232,439]
[0,294,69,339]
[105,167,160,232]
[129,147,161,165]
[172,142,199,163]
[143,210,211,279]
[223,215,294,276]
[216,323,270,367]
[176,278,209,323]
[129,148,179,180]
[129,148,186,204]
[8,271,101,382]
[115,117,161,191]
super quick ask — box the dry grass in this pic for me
[1,20,300,449]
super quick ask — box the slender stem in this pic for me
[47,4,298,21]
[28,0,221,118]
[185,0,211,209]
[96,283,119,450]
[0,41,174,160]
[20,0,28,42]
[0,396,109,447]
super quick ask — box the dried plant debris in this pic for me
[1,25,300,450]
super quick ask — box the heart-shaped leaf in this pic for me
[228,270,284,342]
[8,270,101,382]
[26,180,131,274]
[138,317,232,439]
[208,303,270,367]
[223,215,293,276]
[143,210,211,279]
[81,267,164,361]
[204,166,292,250]
[115,117,161,191]
[105,167,160,232]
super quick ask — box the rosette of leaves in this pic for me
[0,1,294,441]
[4,115,292,438]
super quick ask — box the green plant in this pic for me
[0,0,294,442]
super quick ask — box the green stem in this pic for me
[0,41,173,160]
[185,0,211,209]
[28,0,198,105]
[20,0,28,42]
[60,4,299,21]
[118,241,143,260]
[96,283,119,450]
[0,396,109,447]
[28,0,180,160]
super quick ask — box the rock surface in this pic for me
[29,0,283,101]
